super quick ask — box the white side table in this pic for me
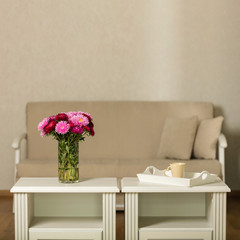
[11,177,119,240]
[122,177,230,240]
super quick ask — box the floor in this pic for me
[0,195,239,240]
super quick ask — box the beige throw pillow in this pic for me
[193,116,224,159]
[157,116,198,160]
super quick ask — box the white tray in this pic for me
[137,166,221,187]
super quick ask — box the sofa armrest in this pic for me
[218,133,227,182]
[12,133,27,183]
[12,133,27,150]
[218,133,227,148]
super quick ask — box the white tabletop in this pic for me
[121,177,231,193]
[11,177,120,193]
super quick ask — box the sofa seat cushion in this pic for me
[17,159,58,177]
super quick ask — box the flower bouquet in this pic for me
[38,111,94,183]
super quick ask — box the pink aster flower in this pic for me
[40,131,46,137]
[70,114,89,127]
[55,121,70,134]
[38,117,49,131]
[71,126,84,134]
[66,111,77,118]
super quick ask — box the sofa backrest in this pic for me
[27,101,214,161]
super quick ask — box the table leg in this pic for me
[212,192,227,240]
[125,193,138,240]
[14,193,29,240]
[103,193,116,240]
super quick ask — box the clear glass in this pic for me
[58,140,79,183]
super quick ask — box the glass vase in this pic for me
[58,139,79,183]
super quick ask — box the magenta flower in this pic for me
[55,121,70,134]
[38,118,49,131]
[71,126,84,134]
[49,115,55,121]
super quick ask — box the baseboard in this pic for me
[0,190,13,197]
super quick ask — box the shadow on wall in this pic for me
[215,105,240,189]
[225,132,240,189]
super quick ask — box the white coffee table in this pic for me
[121,177,230,240]
[11,177,119,240]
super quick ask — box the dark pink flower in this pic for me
[89,122,95,136]
[83,125,90,132]
[44,120,57,134]
[69,121,74,129]
[82,112,92,121]
[55,113,68,121]
[71,126,84,134]
[49,115,55,121]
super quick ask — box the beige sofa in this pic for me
[12,101,227,209]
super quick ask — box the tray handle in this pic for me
[143,166,159,175]
[198,170,210,180]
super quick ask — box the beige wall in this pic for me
[0,0,239,190]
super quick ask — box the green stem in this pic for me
[58,138,79,183]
